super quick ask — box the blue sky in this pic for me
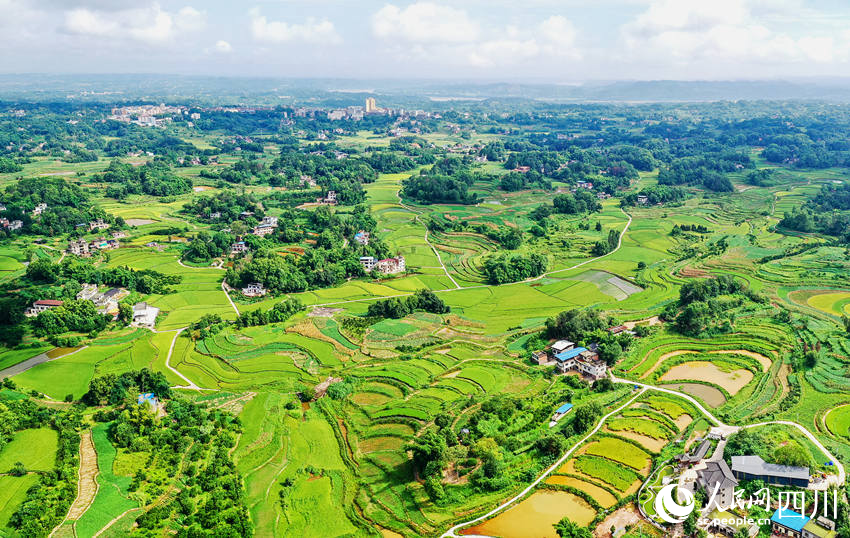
[2,0,850,81]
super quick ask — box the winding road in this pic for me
[160,328,203,391]
[441,376,845,537]
[441,388,648,538]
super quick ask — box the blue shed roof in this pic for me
[554,347,588,362]
[771,509,809,532]
[555,403,573,414]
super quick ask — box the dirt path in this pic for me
[67,431,99,519]
[222,281,241,316]
[162,328,202,390]
[395,189,461,289]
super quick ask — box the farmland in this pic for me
[1,93,850,538]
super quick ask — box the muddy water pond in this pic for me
[461,490,595,538]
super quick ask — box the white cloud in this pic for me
[372,2,480,43]
[214,40,233,53]
[63,4,205,44]
[621,0,850,66]
[372,3,581,68]
[250,8,341,44]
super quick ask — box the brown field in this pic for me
[661,361,753,395]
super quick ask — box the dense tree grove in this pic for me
[0,177,113,236]
[663,275,764,336]
[621,185,687,206]
[83,369,172,406]
[235,297,303,327]
[482,253,547,284]
[366,289,450,318]
[98,160,193,199]
[2,397,81,537]
[545,308,610,341]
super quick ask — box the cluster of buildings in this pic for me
[0,217,22,231]
[353,231,370,245]
[359,255,406,274]
[533,339,608,380]
[326,98,394,121]
[76,284,126,316]
[252,215,279,237]
[107,104,185,127]
[669,431,833,538]
[32,203,47,216]
[0,204,21,231]
[68,236,120,257]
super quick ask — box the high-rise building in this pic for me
[365,97,377,113]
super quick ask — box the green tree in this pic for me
[553,517,592,538]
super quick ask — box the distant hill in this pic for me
[2,74,850,104]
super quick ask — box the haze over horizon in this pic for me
[2,0,850,82]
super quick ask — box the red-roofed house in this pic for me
[25,299,63,317]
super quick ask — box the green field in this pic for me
[0,428,58,473]
[4,94,850,538]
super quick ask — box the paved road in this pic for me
[0,346,88,379]
[441,388,647,538]
[161,328,204,391]
[222,281,240,316]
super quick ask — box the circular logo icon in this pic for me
[653,484,695,524]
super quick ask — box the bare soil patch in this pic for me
[661,361,753,395]
[308,307,343,317]
[593,504,644,538]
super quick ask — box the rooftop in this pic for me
[34,299,63,306]
[731,455,810,480]
[554,347,588,362]
[697,460,738,489]
[771,508,809,533]
[552,339,574,350]
[803,518,837,538]
[555,403,573,414]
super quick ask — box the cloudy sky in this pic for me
[2,0,850,81]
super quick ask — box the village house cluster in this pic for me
[107,104,186,127]
[533,338,609,380]
[359,254,406,275]
[68,236,120,257]
[23,283,157,328]
[669,428,836,538]
[0,202,21,231]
